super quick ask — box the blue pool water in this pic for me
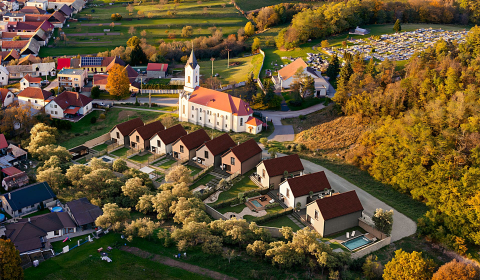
[51,207,63,212]
[342,236,372,251]
[0,214,5,222]
[251,200,262,208]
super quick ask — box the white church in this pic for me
[178,50,264,134]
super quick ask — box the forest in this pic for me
[328,26,480,254]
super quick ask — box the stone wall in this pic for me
[204,204,227,220]
[83,133,110,148]
[359,219,388,240]
[351,236,391,259]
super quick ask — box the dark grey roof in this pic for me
[66,197,102,226]
[305,67,320,78]
[3,182,55,211]
[186,49,197,68]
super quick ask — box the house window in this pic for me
[204,151,208,159]
[192,106,194,110]
[240,118,243,126]
[136,136,139,142]
[35,100,37,103]
[183,105,185,114]
[199,108,202,112]
[199,117,202,120]
[116,132,120,138]
[54,230,59,235]
[180,145,184,152]
[192,115,194,118]
[54,105,57,108]
[286,188,290,198]
[208,119,210,123]
[225,125,227,128]
[314,210,319,220]
[262,169,265,178]
[157,140,161,147]
[231,157,235,165]
[226,116,228,120]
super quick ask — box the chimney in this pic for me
[238,142,240,146]
[28,217,31,222]
[8,193,11,200]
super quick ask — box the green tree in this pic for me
[95,203,131,231]
[252,37,261,53]
[244,22,255,37]
[372,208,394,235]
[113,159,128,173]
[393,19,401,33]
[363,255,383,280]
[127,36,147,65]
[383,250,435,280]
[91,86,101,99]
[326,54,340,81]
[122,177,149,200]
[181,26,193,38]
[0,239,23,280]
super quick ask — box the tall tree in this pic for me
[244,22,255,37]
[127,36,147,65]
[393,19,401,33]
[0,239,23,280]
[432,259,479,280]
[326,54,340,81]
[106,63,130,99]
[383,250,435,280]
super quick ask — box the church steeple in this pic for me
[184,47,200,93]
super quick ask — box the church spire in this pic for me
[186,47,197,69]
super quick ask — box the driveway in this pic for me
[44,79,58,91]
[268,125,295,142]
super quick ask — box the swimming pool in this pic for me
[342,236,372,251]
[251,200,262,208]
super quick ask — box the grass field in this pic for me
[25,234,210,280]
[92,143,108,151]
[158,159,177,169]
[189,174,215,190]
[186,165,203,176]
[234,0,300,11]
[198,54,263,84]
[59,108,162,149]
[212,170,258,204]
[130,153,152,163]
[111,147,130,157]
[281,93,325,111]
[50,234,92,254]
[259,215,301,231]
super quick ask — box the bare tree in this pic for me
[128,26,136,36]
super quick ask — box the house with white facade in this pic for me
[17,87,52,109]
[6,62,55,79]
[149,124,187,155]
[109,117,144,146]
[46,91,93,120]
[279,171,333,209]
[0,181,57,218]
[178,50,262,134]
[20,73,42,90]
[0,65,8,85]
[0,88,14,108]
[26,0,49,10]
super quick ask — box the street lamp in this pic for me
[265,116,268,130]
[210,57,215,77]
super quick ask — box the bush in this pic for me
[90,117,97,124]
[50,119,72,130]
[99,113,106,119]
[288,100,302,107]
[264,202,280,209]
[111,13,122,21]
[91,86,101,99]
[299,114,306,120]
[151,103,158,107]
[255,208,293,224]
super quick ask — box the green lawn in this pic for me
[76,157,87,164]
[50,234,93,254]
[243,206,284,222]
[213,170,258,204]
[111,147,130,157]
[92,143,108,152]
[217,204,246,214]
[281,93,325,111]
[130,153,152,163]
[235,0,301,11]
[25,234,211,280]
[158,159,177,169]
[198,54,264,84]
[21,209,51,219]
[258,215,301,231]
[60,108,162,149]
[187,165,203,176]
[189,174,216,190]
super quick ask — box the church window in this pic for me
[188,76,191,83]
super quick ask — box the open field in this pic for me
[198,54,263,84]
[235,0,300,11]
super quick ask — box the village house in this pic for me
[254,154,304,189]
[195,133,236,168]
[306,190,364,237]
[1,181,57,218]
[65,197,103,230]
[128,121,164,151]
[57,4,73,18]
[18,54,39,65]
[25,0,48,10]
[70,56,124,74]
[221,139,262,175]
[171,129,210,161]
[46,91,93,120]
[0,49,20,64]
[149,124,187,155]
[146,62,168,78]
[279,171,333,209]
[20,6,47,14]
[178,50,262,134]
[3,12,24,22]
[93,65,140,92]
[2,170,29,191]
[6,61,55,79]
[5,212,76,255]
[57,68,87,90]
[109,117,144,146]
[0,88,14,107]
[17,87,52,109]
[20,73,41,90]
[0,65,8,85]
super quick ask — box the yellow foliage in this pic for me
[106,63,130,98]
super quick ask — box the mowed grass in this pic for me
[50,234,92,254]
[212,170,258,205]
[111,147,130,157]
[130,153,152,163]
[189,174,215,190]
[234,0,301,11]
[198,54,264,84]
[259,215,301,231]
[92,143,108,151]
[158,159,177,169]
[24,234,211,280]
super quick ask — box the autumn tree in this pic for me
[127,36,147,65]
[170,197,210,224]
[137,10,145,18]
[128,26,136,36]
[165,165,192,184]
[123,218,159,241]
[113,159,128,173]
[363,255,383,280]
[244,21,255,37]
[106,63,130,99]
[95,203,131,231]
[0,239,23,280]
[372,208,393,235]
[383,250,435,280]
[151,190,176,219]
[246,240,270,258]
[36,145,72,162]
[432,259,479,280]
[393,19,401,33]
[320,40,329,48]
[36,167,66,192]
[251,37,261,53]
[181,26,193,38]
[27,123,58,157]
[122,177,149,200]
[171,221,212,251]
[136,194,155,214]
[0,104,35,135]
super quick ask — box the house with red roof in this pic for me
[146,63,168,78]
[129,121,164,151]
[178,50,262,134]
[109,117,144,146]
[93,65,140,92]
[0,88,14,108]
[149,124,187,155]
[306,190,363,237]
[20,74,41,90]
[17,87,52,109]
[279,171,333,209]
[172,129,210,161]
[45,91,93,121]
[255,154,304,189]
[0,134,8,153]
[195,133,236,168]
[221,139,262,175]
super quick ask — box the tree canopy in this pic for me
[106,63,130,99]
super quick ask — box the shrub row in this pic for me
[255,207,293,224]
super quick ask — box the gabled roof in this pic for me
[58,4,73,16]
[1,40,28,50]
[189,87,253,116]
[24,14,49,22]
[93,74,108,85]
[106,57,125,71]
[7,144,28,158]
[186,49,197,69]
[0,88,11,105]
[57,57,71,70]
[1,32,32,40]
[111,117,144,137]
[18,54,38,65]
[175,129,210,150]
[66,197,103,226]
[49,11,66,23]
[246,116,263,126]
[2,166,22,176]
[314,190,363,220]
[125,64,138,78]
[285,171,332,198]
[130,121,164,140]
[223,139,261,162]
[20,6,46,14]
[2,181,56,211]
[18,87,51,100]
[198,133,236,156]
[20,38,41,55]
[261,154,304,177]
[151,124,186,145]
[52,91,93,110]
[38,20,54,32]
[147,63,168,72]
[278,58,307,81]
[2,171,29,186]
[2,49,19,61]
[12,21,43,32]
[22,74,41,83]
[0,134,7,149]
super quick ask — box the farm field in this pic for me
[198,54,263,84]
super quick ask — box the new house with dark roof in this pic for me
[172,129,210,161]
[279,171,333,209]
[65,197,103,229]
[0,181,56,217]
[221,139,262,175]
[195,133,236,168]
[109,117,144,146]
[306,190,364,236]
[128,121,164,151]
[255,154,304,189]
[46,91,93,121]
[149,124,187,155]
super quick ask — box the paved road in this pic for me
[268,125,295,142]
[93,97,178,107]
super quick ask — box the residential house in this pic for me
[17,87,52,109]
[2,170,29,191]
[109,117,144,146]
[195,133,236,168]
[47,0,84,14]
[6,61,55,79]
[178,50,262,134]
[0,65,8,85]
[46,11,66,28]
[3,12,25,22]
[7,20,54,33]
[65,197,103,230]
[25,0,48,10]
[306,190,363,237]
[3,0,19,11]
[125,64,139,79]
[255,154,304,189]
[20,73,41,90]
[1,40,28,52]
[1,166,22,178]
[146,63,168,78]
[279,171,333,209]
[57,4,73,18]
[245,116,263,134]
[71,56,124,74]
[18,54,39,65]
[0,181,56,218]
[46,91,93,120]
[68,145,89,160]
[128,121,164,151]
[57,68,87,90]
[1,32,33,41]
[149,124,187,155]
[220,139,262,175]
[20,6,47,14]
[0,134,7,154]
[5,212,76,255]
[0,49,20,63]
[0,88,14,107]
[171,129,210,161]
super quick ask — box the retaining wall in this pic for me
[351,236,391,259]
[359,219,388,240]
[204,204,227,220]
[83,133,110,148]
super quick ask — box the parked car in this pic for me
[131,93,136,97]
